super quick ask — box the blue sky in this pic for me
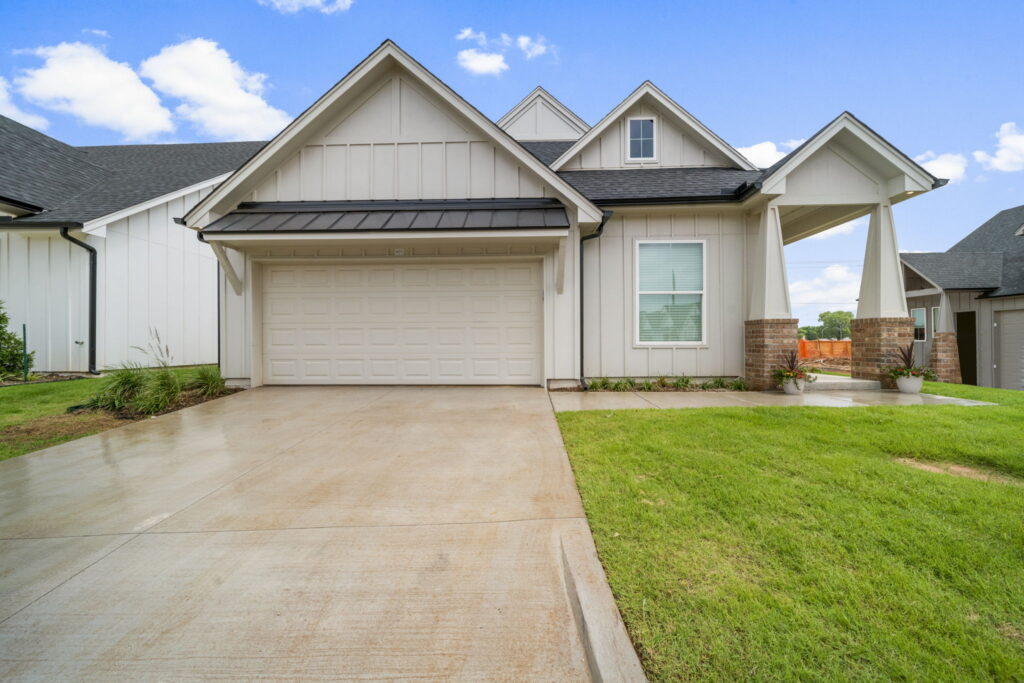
[2,0,1022,325]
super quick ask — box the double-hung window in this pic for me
[628,117,655,161]
[636,241,705,344]
[911,307,927,341]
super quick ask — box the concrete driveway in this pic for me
[0,387,608,680]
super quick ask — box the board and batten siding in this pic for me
[560,100,733,170]
[248,71,555,203]
[0,187,218,372]
[582,209,746,378]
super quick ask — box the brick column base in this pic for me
[744,319,798,391]
[851,317,914,388]
[928,331,962,383]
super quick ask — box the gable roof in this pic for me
[496,86,589,140]
[557,167,763,205]
[548,81,757,172]
[902,203,1024,298]
[185,41,604,228]
[520,140,575,165]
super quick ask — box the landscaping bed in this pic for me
[586,376,749,392]
[557,382,1024,680]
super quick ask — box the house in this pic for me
[184,40,945,390]
[902,204,1024,390]
[0,114,264,372]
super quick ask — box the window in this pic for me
[911,307,926,341]
[932,306,940,335]
[636,241,704,344]
[628,117,655,160]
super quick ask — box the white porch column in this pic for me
[936,292,955,333]
[856,203,908,319]
[747,205,792,320]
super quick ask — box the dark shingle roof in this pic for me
[0,115,109,210]
[902,203,1024,298]
[202,199,569,233]
[519,140,575,165]
[556,167,763,204]
[11,140,266,224]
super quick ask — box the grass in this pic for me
[0,366,219,462]
[558,382,1024,681]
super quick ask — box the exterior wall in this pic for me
[581,208,746,378]
[219,235,579,386]
[914,290,1024,388]
[500,97,585,141]
[0,187,219,372]
[906,293,940,364]
[561,100,733,170]
[250,70,555,203]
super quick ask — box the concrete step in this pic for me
[805,374,881,391]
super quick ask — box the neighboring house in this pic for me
[902,204,1024,390]
[184,41,945,390]
[0,114,264,372]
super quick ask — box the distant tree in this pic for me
[798,325,822,340]
[818,310,854,339]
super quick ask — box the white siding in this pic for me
[562,100,733,170]
[582,209,746,378]
[0,187,219,372]
[501,97,585,141]
[249,71,557,202]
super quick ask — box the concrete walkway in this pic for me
[0,387,634,681]
[551,389,993,412]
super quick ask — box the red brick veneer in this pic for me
[851,317,915,388]
[928,331,962,384]
[744,319,798,391]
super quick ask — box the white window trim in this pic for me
[625,116,657,163]
[911,307,927,342]
[634,239,707,347]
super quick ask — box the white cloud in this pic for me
[258,0,353,13]
[16,42,173,140]
[140,38,291,141]
[914,150,967,183]
[808,216,866,240]
[973,122,1024,172]
[82,28,110,38]
[736,138,803,168]
[499,33,513,47]
[0,76,49,130]
[456,48,508,76]
[516,35,549,59]
[789,264,861,324]
[456,27,488,47]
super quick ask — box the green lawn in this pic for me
[558,382,1024,681]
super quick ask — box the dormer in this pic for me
[497,86,589,141]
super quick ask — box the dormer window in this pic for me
[628,117,656,161]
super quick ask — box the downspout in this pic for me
[59,227,99,374]
[579,210,613,389]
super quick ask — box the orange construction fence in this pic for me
[798,339,851,359]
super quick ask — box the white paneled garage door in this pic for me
[996,310,1024,391]
[260,261,543,385]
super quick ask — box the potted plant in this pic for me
[886,344,937,393]
[772,350,816,395]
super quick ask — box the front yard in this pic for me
[558,383,1024,681]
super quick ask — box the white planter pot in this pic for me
[896,376,924,394]
[781,379,803,395]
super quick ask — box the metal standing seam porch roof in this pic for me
[201,198,571,233]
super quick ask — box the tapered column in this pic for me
[745,206,797,390]
[852,204,914,385]
[928,292,962,383]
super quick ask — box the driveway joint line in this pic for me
[634,391,661,408]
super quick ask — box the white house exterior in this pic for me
[185,41,945,390]
[0,116,263,372]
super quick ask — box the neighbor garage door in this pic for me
[260,261,543,385]
[996,310,1024,390]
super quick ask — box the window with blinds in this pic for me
[636,241,705,344]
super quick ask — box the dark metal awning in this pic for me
[202,198,570,233]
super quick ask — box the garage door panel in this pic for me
[261,261,542,385]
[997,310,1024,390]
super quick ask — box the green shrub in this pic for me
[90,364,147,411]
[655,376,670,389]
[637,380,656,391]
[611,377,636,392]
[0,301,33,378]
[187,365,226,398]
[700,376,729,390]
[672,376,692,390]
[132,367,182,415]
[729,377,750,391]
[587,377,610,391]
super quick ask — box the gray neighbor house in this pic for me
[902,204,1024,390]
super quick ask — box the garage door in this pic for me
[996,310,1024,390]
[260,261,543,385]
